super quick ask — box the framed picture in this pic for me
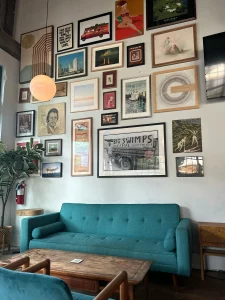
[121,76,151,120]
[45,139,62,157]
[103,91,116,110]
[127,43,145,68]
[173,118,202,153]
[71,118,93,177]
[152,24,198,68]
[38,103,66,136]
[20,26,54,84]
[98,123,167,178]
[153,65,199,113]
[70,78,99,113]
[78,12,112,48]
[19,88,30,103]
[115,0,144,41]
[55,82,67,98]
[176,156,204,177]
[16,110,35,138]
[103,70,117,89]
[146,0,196,30]
[42,162,62,178]
[55,48,87,82]
[101,112,118,126]
[91,42,124,72]
[57,23,74,52]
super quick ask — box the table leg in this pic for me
[200,246,205,280]
[128,285,134,300]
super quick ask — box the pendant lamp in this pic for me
[30,0,56,101]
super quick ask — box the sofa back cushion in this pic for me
[60,204,180,240]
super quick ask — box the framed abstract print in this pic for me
[42,162,63,178]
[71,118,93,177]
[19,88,30,103]
[55,82,68,98]
[176,156,204,177]
[146,0,196,30]
[101,112,118,126]
[153,66,199,113]
[98,123,167,178]
[152,24,198,68]
[102,70,117,89]
[45,139,62,157]
[103,91,116,110]
[57,23,74,52]
[127,43,145,68]
[16,110,35,138]
[78,12,112,47]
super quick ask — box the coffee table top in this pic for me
[0,248,151,284]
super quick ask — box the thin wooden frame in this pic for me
[127,43,145,68]
[102,70,117,89]
[55,82,68,98]
[101,112,118,126]
[19,88,30,103]
[103,91,116,110]
[71,118,93,177]
[16,110,35,138]
[57,23,74,52]
[44,139,62,157]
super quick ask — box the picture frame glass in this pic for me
[16,111,35,137]
[42,162,62,178]
[176,156,204,177]
[57,23,73,52]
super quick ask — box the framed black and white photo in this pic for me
[45,139,62,157]
[57,23,74,52]
[98,123,167,178]
[16,110,35,138]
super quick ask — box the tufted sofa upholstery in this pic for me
[20,203,192,277]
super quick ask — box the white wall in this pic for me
[14,0,225,270]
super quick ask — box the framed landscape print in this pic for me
[91,42,124,72]
[101,112,118,126]
[55,82,67,98]
[121,76,151,120]
[71,118,93,177]
[103,70,117,89]
[127,43,145,68]
[55,48,87,82]
[57,23,73,52]
[103,91,116,110]
[42,162,62,178]
[176,156,204,177]
[20,26,54,84]
[115,0,144,41]
[78,12,112,48]
[16,110,35,138]
[38,103,66,136]
[70,78,99,113]
[98,123,167,178]
[153,66,199,113]
[152,24,198,68]
[146,0,196,30]
[45,139,62,157]
[19,88,30,103]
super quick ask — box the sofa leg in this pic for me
[172,274,178,291]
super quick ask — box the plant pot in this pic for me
[0,226,12,254]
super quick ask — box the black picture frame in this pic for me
[146,0,196,30]
[16,110,35,138]
[127,43,145,68]
[101,112,118,126]
[57,23,74,53]
[78,12,112,48]
[42,162,63,178]
[45,139,63,157]
[176,156,204,177]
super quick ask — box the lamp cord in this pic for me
[44,0,49,75]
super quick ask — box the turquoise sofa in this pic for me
[20,203,192,277]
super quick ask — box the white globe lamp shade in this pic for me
[30,75,56,101]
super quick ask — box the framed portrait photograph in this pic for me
[176,156,204,177]
[45,139,62,157]
[42,162,62,178]
[101,112,118,126]
[55,82,67,98]
[16,110,35,138]
[103,91,116,110]
[55,48,87,82]
[38,103,66,136]
[103,70,117,89]
[71,118,93,177]
[57,23,74,52]
[70,78,99,113]
[121,76,151,120]
[19,88,30,103]
[78,12,112,48]
[146,0,196,30]
[91,42,124,72]
[153,65,199,113]
[127,43,145,68]
[152,24,198,68]
[98,123,167,178]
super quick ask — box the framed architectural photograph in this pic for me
[20,26,54,84]
[103,91,116,110]
[127,43,145,68]
[55,48,87,82]
[57,23,73,52]
[115,0,144,41]
[172,118,202,153]
[71,118,93,177]
[19,88,30,103]
[146,0,196,30]
[91,42,124,72]
[16,110,35,138]
[101,112,118,126]
[70,78,99,113]
[38,103,66,136]
[78,12,112,47]
[45,139,62,157]
[103,70,117,89]
[55,82,67,98]
[152,24,198,68]
[42,162,62,178]
[121,76,151,120]
[153,65,199,113]
[176,156,204,177]
[98,123,167,178]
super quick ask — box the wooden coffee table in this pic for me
[0,248,151,300]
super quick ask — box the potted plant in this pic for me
[0,138,44,252]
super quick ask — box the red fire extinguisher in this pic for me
[16,181,26,205]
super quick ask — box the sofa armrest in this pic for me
[176,218,192,277]
[20,213,60,252]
